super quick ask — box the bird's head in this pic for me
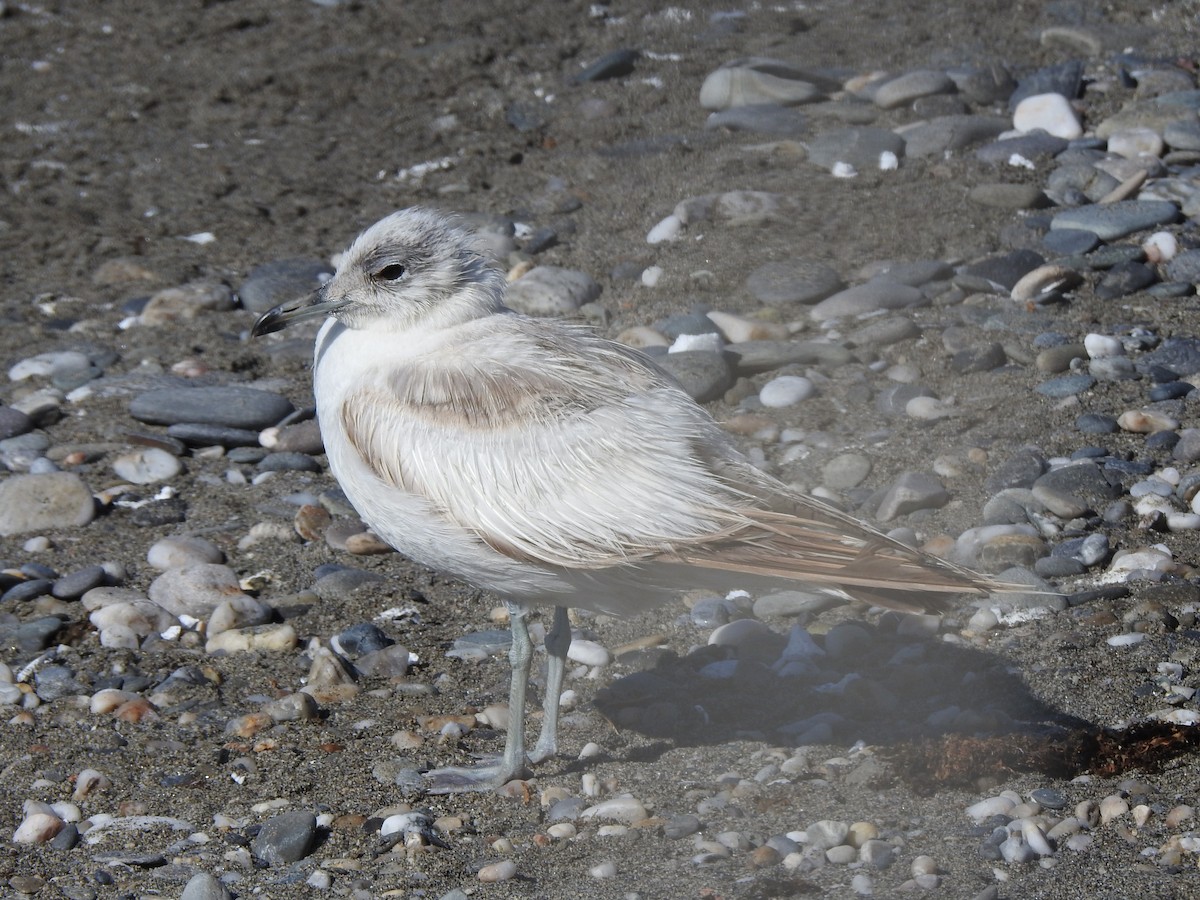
[251,207,506,338]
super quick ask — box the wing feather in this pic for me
[337,322,993,611]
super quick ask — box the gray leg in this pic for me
[424,601,532,793]
[530,605,570,764]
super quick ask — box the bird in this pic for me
[251,206,996,793]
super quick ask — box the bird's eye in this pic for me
[376,264,406,282]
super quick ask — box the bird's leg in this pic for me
[530,605,570,764]
[424,601,533,793]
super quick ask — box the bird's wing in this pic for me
[338,323,991,608]
[338,326,751,569]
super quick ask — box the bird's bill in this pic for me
[250,288,349,337]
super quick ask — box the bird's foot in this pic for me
[423,756,530,794]
[527,738,558,766]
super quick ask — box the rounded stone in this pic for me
[239,258,334,314]
[0,473,96,536]
[745,260,843,306]
[130,387,295,430]
[505,266,600,315]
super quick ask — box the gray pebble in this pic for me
[52,565,107,600]
[0,406,34,440]
[960,249,1045,291]
[506,266,600,315]
[968,183,1047,210]
[655,351,733,402]
[848,315,921,348]
[875,472,949,521]
[874,69,955,109]
[1051,200,1180,240]
[1035,556,1086,577]
[1080,415,1113,434]
[571,48,639,84]
[35,664,88,701]
[1164,118,1200,151]
[901,115,1008,157]
[952,62,1015,103]
[1164,249,1200,283]
[239,259,334,314]
[181,873,234,900]
[1032,461,1121,517]
[1042,228,1099,256]
[167,423,263,447]
[130,386,294,430]
[251,810,318,865]
[312,566,387,601]
[1010,60,1084,109]
[745,259,843,306]
[753,590,836,617]
[1035,374,1095,397]
[1140,337,1200,376]
[258,451,322,473]
[705,104,808,136]
[805,127,905,171]
[2,578,53,603]
[725,340,851,374]
[822,452,872,490]
[985,449,1047,492]
[951,343,1007,373]
[809,280,925,321]
[664,814,702,839]
[975,133,1069,164]
[0,473,96,536]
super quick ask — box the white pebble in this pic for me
[477,860,517,882]
[1143,231,1177,264]
[831,161,858,178]
[13,812,64,844]
[1013,92,1082,139]
[1083,333,1123,359]
[759,375,815,408]
[567,638,611,667]
[879,151,898,171]
[1106,633,1145,647]
[547,823,576,840]
[966,795,1016,822]
[640,265,663,287]
[589,860,618,878]
[112,447,182,484]
[669,332,723,354]
[905,395,955,420]
[581,795,648,824]
[646,214,683,244]
[1099,794,1129,824]
[1021,820,1054,856]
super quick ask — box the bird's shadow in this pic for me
[582,616,1200,792]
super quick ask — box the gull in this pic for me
[251,207,995,792]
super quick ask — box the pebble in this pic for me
[759,375,815,407]
[0,472,96,536]
[1050,199,1179,240]
[112,447,182,484]
[252,810,318,865]
[899,114,1008,157]
[147,535,225,570]
[239,258,333,314]
[139,281,233,325]
[1013,92,1082,139]
[809,280,925,321]
[130,386,294,430]
[477,860,517,882]
[874,70,955,109]
[699,59,827,110]
[505,266,600,315]
[745,259,843,306]
[180,873,234,900]
[805,127,907,172]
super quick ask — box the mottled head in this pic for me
[251,207,507,337]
